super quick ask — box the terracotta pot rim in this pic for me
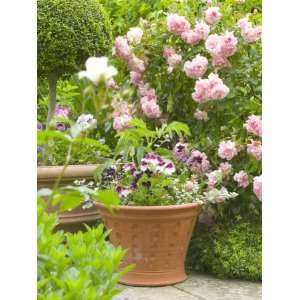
[37,164,99,180]
[95,202,201,211]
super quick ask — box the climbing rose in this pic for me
[204,7,222,25]
[187,150,210,176]
[113,114,132,132]
[181,30,203,45]
[194,110,208,121]
[192,73,229,103]
[195,21,210,40]
[218,162,233,176]
[113,36,132,61]
[167,14,191,35]
[173,143,190,162]
[237,17,262,43]
[205,32,237,66]
[253,175,262,201]
[244,115,262,137]
[247,140,262,160]
[127,27,143,44]
[163,47,182,71]
[130,71,142,86]
[127,55,146,73]
[184,54,208,79]
[233,171,249,188]
[218,141,238,160]
[141,100,161,119]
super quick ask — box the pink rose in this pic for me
[192,73,229,103]
[204,7,222,25]
[130,71,143,86]
[195,21,210,40]
[194,110,209,121]
[167,14,191,35]
[253,175,262,201]
[233,170,249,188]
[127,55,146,73]
[181,30,203,45]
[218,162,233,176]
[113,36,132,61]
[218,141,238,160]
[141,100,161,119]
[244,115,262,137]
[212,55,230,67]
[205,34,221,56]
[247,140,262,160]
[184,54,208,79]
[113,114,132,132]
[192,79,211,103]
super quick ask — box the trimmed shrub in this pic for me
[37,0,112,123]
[187,218,262,281]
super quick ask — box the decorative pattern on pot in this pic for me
[96,202,201,286]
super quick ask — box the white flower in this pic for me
[127,27,143,44]
[78,57,117,85]
[70,114,97,137]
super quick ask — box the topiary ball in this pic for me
[37,0,113,79]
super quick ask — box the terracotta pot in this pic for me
[37,165,101,231]
[96,202,201,286]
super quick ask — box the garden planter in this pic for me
[96,202,201,286]
[37,165,100,231]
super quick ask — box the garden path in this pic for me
[114,273,261,300]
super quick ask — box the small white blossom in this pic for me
[79,57,117,85]
[127,27,143,44]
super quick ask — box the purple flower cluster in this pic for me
[55,105,70,118]
[173,143,210,176]
[114,154,176,198]
[140,153,175,175]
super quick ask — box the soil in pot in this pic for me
[96,202,201,286]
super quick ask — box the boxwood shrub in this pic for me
[187,217,262,281]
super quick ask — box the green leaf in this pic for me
[93,190,120,208]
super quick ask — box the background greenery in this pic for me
[37,0,262,282]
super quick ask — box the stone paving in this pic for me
[114,273,262,300]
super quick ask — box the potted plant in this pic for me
[37,55,120,231]
[94,119,237,286]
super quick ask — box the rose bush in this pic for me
[109,0,262,218]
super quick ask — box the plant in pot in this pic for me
[93,119,238,286]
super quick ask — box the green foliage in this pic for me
[37,0,112,79]
[115,118,190,162]
[187,218,262,281]
[100,0,174,35]
[37,201,132,299]
[37,130,111,166]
